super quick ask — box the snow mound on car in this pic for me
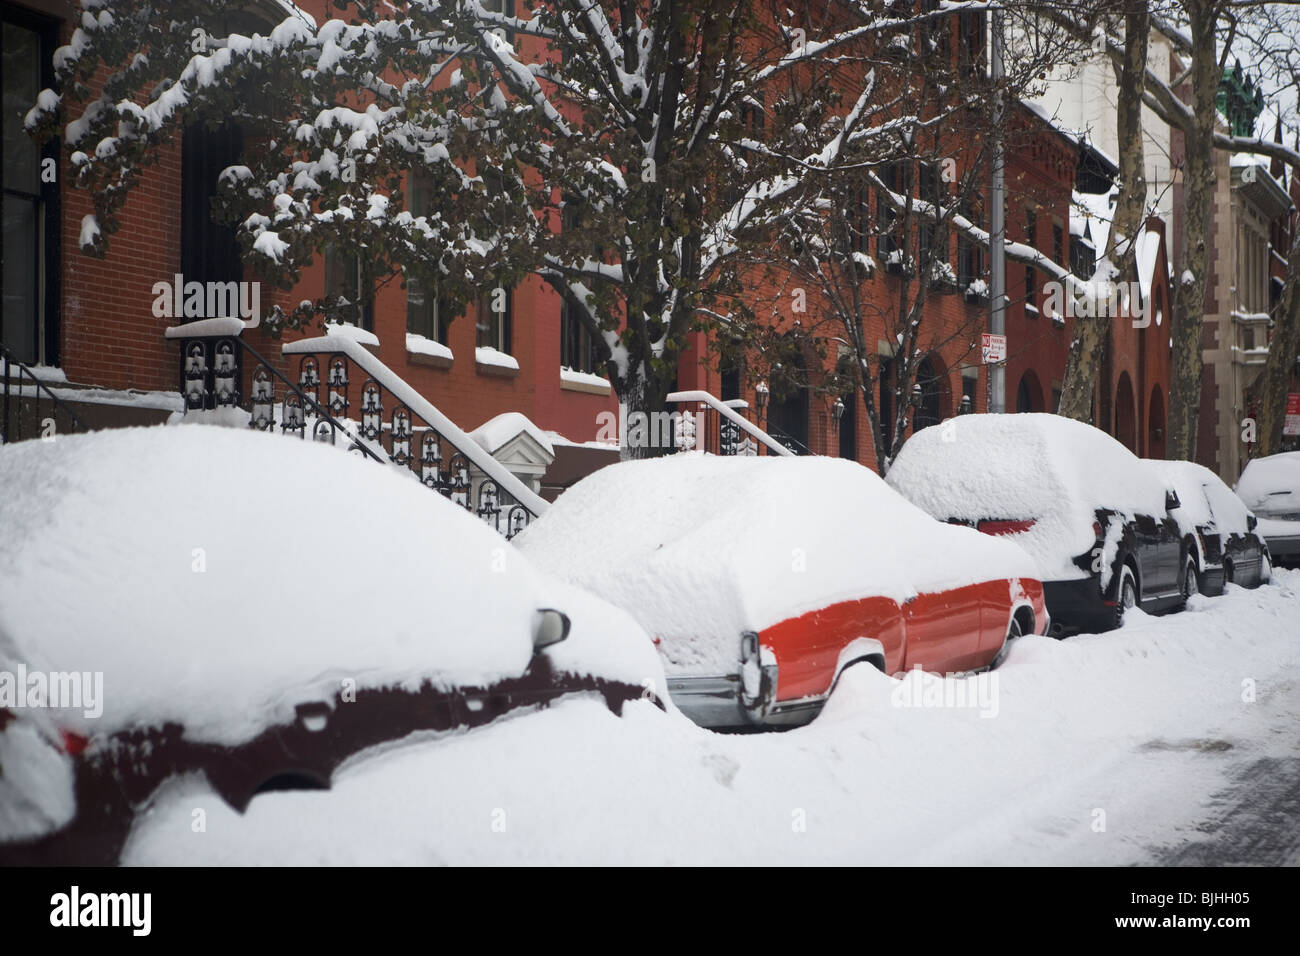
[1145,459,1252,537]
[0,426,622,746]
[1236,451,1300,513]
[886,414,1172,581]
[515,453,1038,675]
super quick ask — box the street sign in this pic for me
[1284,393,1300,437]
[981,332,1007,365]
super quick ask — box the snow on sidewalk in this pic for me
[123,571,1300,865]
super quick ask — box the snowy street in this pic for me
[123,571,1300,866]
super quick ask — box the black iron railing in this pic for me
[665,390,794,458]
[764,421,814,456]
[175,332,542,538]
[177,333,384,461]
[1,342,89,446]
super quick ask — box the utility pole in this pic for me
[988,5,1006,414]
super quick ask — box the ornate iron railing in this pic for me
[173,331,384,462]
[1,342,89,445]
[173,330,544,539]
[665,390,794,458]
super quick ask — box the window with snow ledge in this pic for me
[406,333,453,370]
[560,366,611,395]
[475,346,519,378]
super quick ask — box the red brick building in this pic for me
[2,0,1175,484]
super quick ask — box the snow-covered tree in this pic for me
[726,2,1090,471]
[30,0,984,455]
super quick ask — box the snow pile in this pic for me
[470,412,554,457]
[516,453,1038,675]
[121,570,1300,865]
[0,427,650,746]
[475,347,519,371]
[1236,452,1300,516]
[405,333,453,362]
[887,414,1172,581]
[560,367,611,390]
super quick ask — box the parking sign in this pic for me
[981,333,1007,364]
[1284,393,1300,437]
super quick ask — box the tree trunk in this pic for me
[1167,1,1218,462]
[1058,1,1148,423]
[1257,234,1300,456]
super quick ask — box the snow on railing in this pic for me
[666,390,795,457]
[284,334,549,519]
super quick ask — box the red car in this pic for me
[517,454,1049,728]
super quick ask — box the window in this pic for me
[182,121,243,297]
[407,280,448,344]
[3,7,61,365]
[922,0,951,64]
[405,171,450,343]
[482,0,516,44]
[918,163,942,263]
[325,246,372,331]
[957,194,984,292]
[740,92,766,135]
[878,161,911,262]
[1024,208,1038,311]
[851,184,871,255]
[560,303,596,373]
[958,10,986,76]
[476,286,512,354]
[1052,222,1064,265]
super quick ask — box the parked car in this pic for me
[885,413,1191,636]
[1235,451,1300,568]
[1143,459,1271,594]
[0,426,662,864]
[516,453,1049,729]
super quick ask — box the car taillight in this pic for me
[62,731,88,756]
[977,519,1037,536]
[1093,521,1103,539]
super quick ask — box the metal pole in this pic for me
[988,6,1006,414]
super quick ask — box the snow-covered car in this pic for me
[515,453,1048,729]
[0,427,662,864]
[1143,459,1271,594]
[1235,451,1300,568]
[885,414,1191,635]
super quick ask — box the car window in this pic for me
[1201,479,1250,533]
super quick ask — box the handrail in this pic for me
[234,335,384,463]
[1,342,89,445]
[284,334,550,516]
[666,390,795,457]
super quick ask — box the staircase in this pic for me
[169,323,547,539]
[1,343,89,445]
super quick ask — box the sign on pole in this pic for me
[981,332,1007,365]
[1284,393,1300,437]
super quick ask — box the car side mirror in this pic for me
[1165,490,1181,511]
[1247,514,1258,532]
[533,609,571,650]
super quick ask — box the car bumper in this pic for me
[1043,577,1113,636]
[1262,533,1300,565]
